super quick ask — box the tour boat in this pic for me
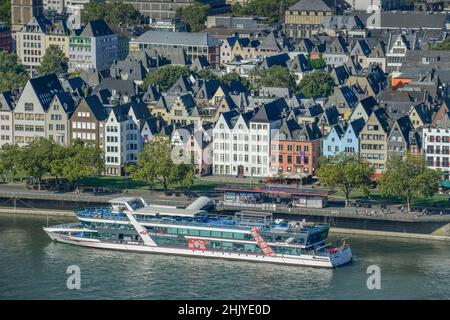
[43,196,352,268]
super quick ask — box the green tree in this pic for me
[232,0,297,24]
[49,143,69,184]
[176,3,210,32]
[170,163,196,192]
[62,141,104,192]
[0,51,29,92]
[316,153,375,207]
[81,1,141,25]
[142,65,190,91]
[106,1,141,25]
[298,71,335,98]
[129,138,175,193]
[308,55,326,69]
[0,144,24,181]
[220,72,252,91]
[18,138,57,189]
[378,155,442,212]
[37,45,69,76]
[197,69,219,81]
[0,0,10,26]
[253,66,297,92]
[429,38,450,51]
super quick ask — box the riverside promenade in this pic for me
[1,182,450,238]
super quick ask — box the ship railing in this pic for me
[75,208,128,221]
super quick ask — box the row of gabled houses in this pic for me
[2,69,450,180]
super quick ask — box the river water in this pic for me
[0,213,449,300]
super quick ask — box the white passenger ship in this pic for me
[44,197,352,268]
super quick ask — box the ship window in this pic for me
[244,244,257,252]
[167,227,177,234]
[233,233,245,240]
[188,229,200,236]
[200,230,210,237]
[222,232,233,239]
[178,228,189,235]
[211,231,221,238]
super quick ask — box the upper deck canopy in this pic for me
[109,196,209,217]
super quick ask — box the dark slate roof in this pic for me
[324,36,348,54]
[53,92,76,113]
[228,80,249,95]
[261,53,290,68]
[391,115,414,143]
[96,89,112,105]
[289,0,332,11]
[143,85,161,103]
[359,96,378,114]
[258,31,282,51]
[322,15,365,30]
[196,80,222,100]
[330,123,345,137]
[80,95,108,121]
[134,31,221,46]
[110,60,147,82]
[373,12,449,30]
[348,117,365,137]
[320,105,340,126]
[159,124,175,137]
[168,76,193,94]
[287,53,313,73]
[111,98,150,122]
[94,79,139,98]
[351,39,371,56]
[0,90,20,112]
[81,20,114,37]
[29,74,65,111]
[221,109,241,128]
[79,69,110,87]
[141,116,164,135]
[331,65,349,85]
[64,77,87,93]
[372,108,390,133]
[190,55,211,71]
[252,98,289,123]
[412,103,433,125]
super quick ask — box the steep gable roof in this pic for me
[81,20,114,37]
[252,98,289,123]
[78,95,108,121]
[28,74,65,112]
[289,0,332,11]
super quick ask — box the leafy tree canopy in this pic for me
[232,0,297,24]
[308,55,326,70]
[0,0,10,26]
[429,38,450,51]
[196,69,219,81]
[220,72,253,91]
[175,3,210,32]
[0,51,29,92]
[37,45,69,76]
[316,153,374,207]
[378,155,442,212]
[253,66,297,92]
[81,1,141,25]
[142,65,190,91]
[298,71,335,98]
[128,138,197,193]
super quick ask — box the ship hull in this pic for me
[44,229,352,268]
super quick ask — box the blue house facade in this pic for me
[341,118,365,155]
[322,118,365,157]
[322,124,344,157]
